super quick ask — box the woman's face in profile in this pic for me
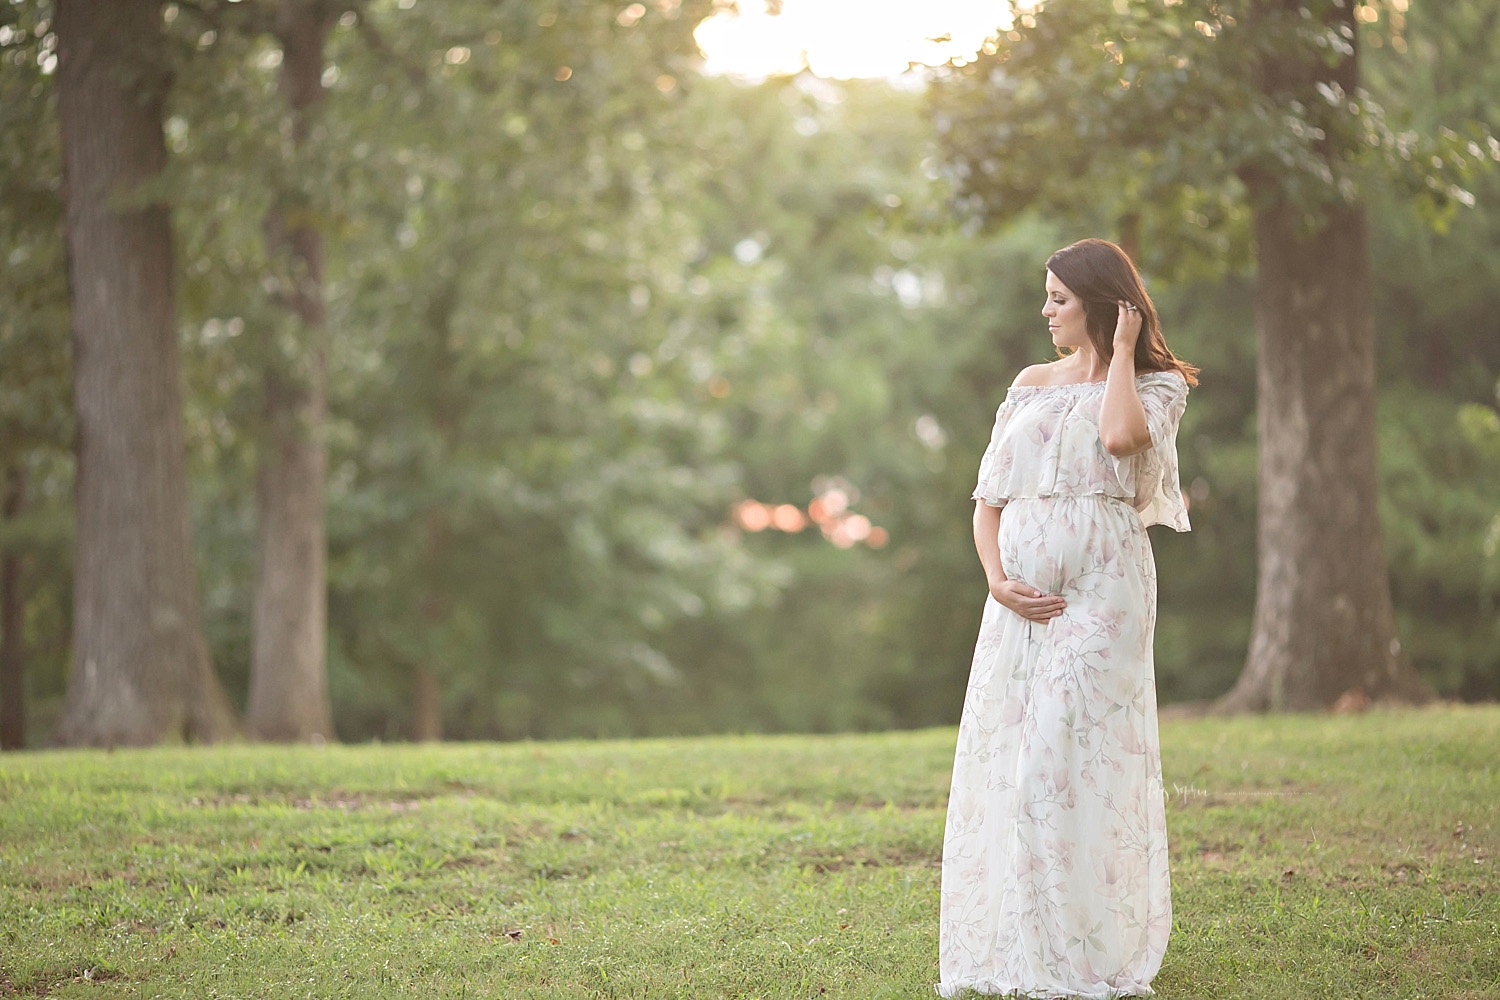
[1042,269,1089,350]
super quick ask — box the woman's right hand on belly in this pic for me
[989,577,1067,623]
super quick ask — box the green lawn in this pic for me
[1,704,1497,999]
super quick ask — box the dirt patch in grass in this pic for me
[2,963,128,997]
[1189,840,1247,868]
[793,843,941,873]
[187,790,456,812]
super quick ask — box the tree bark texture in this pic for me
[1,464,26,750]
[1218,197,1432,711]
[247,0,335,741]
[52,0,239,746]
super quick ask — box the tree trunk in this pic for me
[53,0,239,746]
[1217,196,1432,711]
[404,283,463,744]
[1218,0,1432,712]
[247,0,334,742]
[1,464,25,750]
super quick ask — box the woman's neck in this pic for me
[1062,346,1110,383]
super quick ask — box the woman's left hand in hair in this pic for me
[1113,301,1143,353]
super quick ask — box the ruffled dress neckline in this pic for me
[1005,371,1185,401]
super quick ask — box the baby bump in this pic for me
[999,496,1152,599]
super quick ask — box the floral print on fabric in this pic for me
[939,373,1189,999]
[971,371,1190,533]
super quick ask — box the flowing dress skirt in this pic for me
[938,495,1171,999]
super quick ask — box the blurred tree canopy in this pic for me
[1,0,1497,744]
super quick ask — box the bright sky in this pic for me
[694,0,1012,80]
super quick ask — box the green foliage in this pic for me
[4,0,1500,743]
[0,9,68,457]
[1143,274,1259,702]
[310,0,776,738]
[1378,388,1500,697]
[1358,1,1500,701]
[2,706,1498,996]
[0,2,75,736]
[640,78,1064,733]
[930,0,1497,277]
[137,0,769,736]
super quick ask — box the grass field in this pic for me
[2,704,1498,999]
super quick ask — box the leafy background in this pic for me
[1,0,1497,743]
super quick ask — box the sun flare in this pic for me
[694,0,1012,80]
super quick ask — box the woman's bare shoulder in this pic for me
[1010,361,1067,387]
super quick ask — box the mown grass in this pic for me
[1,704,1497,999]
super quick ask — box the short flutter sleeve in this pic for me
[970,396,1019,508]
[1112,371,1191,531]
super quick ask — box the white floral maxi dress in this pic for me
[938,371,1191,999]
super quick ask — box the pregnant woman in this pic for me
[938,238,1197,998]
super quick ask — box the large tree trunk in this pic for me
[1,464,25,750]
[52,0,239,745]
[1219,0,1432,712]
[247,0,334,742]
[1218,196,1432,711]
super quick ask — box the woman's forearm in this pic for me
[1098,349,1151,457]
[973,500,1007,585]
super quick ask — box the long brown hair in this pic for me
[1045,238,1199,386]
